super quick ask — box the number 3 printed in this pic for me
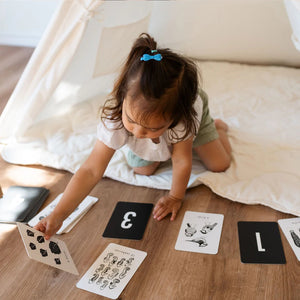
[121,211,137,229]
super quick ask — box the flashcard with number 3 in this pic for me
[102,202,153,240]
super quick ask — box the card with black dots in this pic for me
[17,222,78,275]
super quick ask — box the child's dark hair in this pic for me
[101,33,200,140]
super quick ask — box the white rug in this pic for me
[2,61,300,216]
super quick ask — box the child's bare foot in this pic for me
[214,119,228,132]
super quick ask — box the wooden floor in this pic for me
[0,46,299,300]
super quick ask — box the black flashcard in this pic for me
[103,202,153,240]
[237,221,286,264]
[0,186,49,223]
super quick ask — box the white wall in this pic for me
[0,0,61,47]
[149,0,300,66]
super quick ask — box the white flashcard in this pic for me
[76,243,147,299]
[175,211,224,254]
[28,194,98,234]
[61,201,97,234]
[63,211,86,233]
[17,222,78,275]
[278,217,300,261]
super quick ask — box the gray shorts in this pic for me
[127,89,219,168]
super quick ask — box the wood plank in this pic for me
[0,45,34,113]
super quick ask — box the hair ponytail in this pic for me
[101,33,200,141]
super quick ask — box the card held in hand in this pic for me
[76,243,147,299]
[28,193,98,234]
[17,222,78,275]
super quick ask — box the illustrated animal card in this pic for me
[237,221,286,264]
[28,193,98,234]
[76,243,147,299]
[175,211,224,254]
[278,217,300,261]
[102,202,153,240]
[17,222,78,275]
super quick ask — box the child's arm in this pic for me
[153,137,193,221]
[34,140,115,239]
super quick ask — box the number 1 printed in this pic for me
[255,232,266,252]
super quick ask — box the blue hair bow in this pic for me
[140,53,162,61]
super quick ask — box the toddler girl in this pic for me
[35,33,231,239]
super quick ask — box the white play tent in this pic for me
[1,0,300,216]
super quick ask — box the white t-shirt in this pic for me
[97,95,203,162]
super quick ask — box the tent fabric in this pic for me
[0,0,152,140]
[284,0,300,51]
[1,0,300,217]
[0,0,104,140]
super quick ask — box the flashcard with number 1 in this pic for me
[237,221,285,264]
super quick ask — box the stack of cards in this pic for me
[278,217,300,261]
[0,186,49,223]
[17,222,78,275]
[175,211,224,254]
[28,193,98,234]
[77,243,147,299]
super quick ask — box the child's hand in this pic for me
[153,194,182,221]
[34,214,63,240]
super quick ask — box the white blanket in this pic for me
[2,61,300,216]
